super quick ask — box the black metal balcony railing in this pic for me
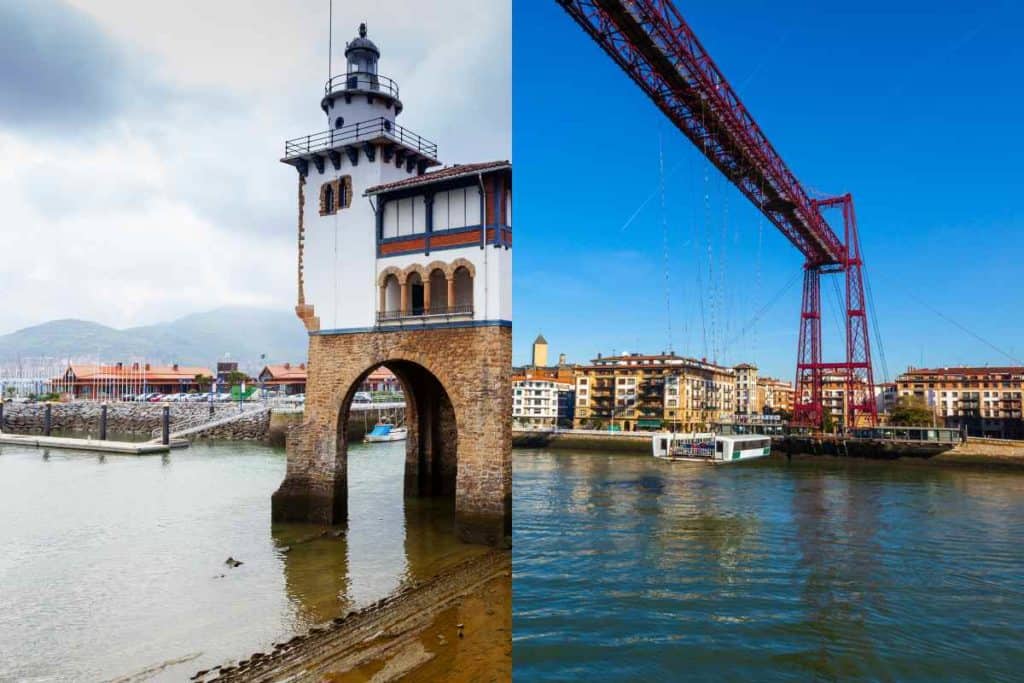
[326,71,400,99]
[284,116,437,159]
[377,304,473,322]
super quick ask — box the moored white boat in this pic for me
[364,423,408,443]
[653,432,772,464]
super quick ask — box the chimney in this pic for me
[132,362,139,370]
[116,362,123,369]
[145,363,150,371]
[284,362,291,369]
[173,364,179,371]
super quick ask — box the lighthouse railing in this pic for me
[325,71,400,99]
[284,117,438,160]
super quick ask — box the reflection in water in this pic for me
[514,451,1024,682]
[0,439,477,682]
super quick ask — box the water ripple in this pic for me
[513,451,1024,682]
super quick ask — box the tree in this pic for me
[224,371,249,387]
[194,374,214,392]
[889,395,934,427]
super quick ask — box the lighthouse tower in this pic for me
[275,24,512,546]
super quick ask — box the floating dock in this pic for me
[0,432,174,455]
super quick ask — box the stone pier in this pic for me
[272,325,512,547]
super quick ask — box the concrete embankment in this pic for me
[512,430,650,453]
[514,430,1024,470]
[1,402,269,441]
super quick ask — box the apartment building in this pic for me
[512,373,575,427]
[895,366,1024,438]
[756,376,794,415]
[734,363,759,416]
[573,352,735,432]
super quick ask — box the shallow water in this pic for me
[0,440,480,681]
[513,451,1024,682]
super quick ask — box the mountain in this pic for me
[0,307,308,370]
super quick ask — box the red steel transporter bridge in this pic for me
[559,0,878,429]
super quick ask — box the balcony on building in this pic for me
[282,115,439,176]
[377,264,474,327]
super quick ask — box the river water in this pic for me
[513,451,1024,682]
[0,440,482,682]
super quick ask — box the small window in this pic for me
[335,116,345,129]
[320,182,335,216]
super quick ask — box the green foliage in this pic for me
[889,395,934,426]
[193,374,214,391]
[224,371,249,387]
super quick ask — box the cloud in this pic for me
[0,0,131,133]
[0,0,509,335]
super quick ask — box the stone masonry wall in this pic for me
[273,324,512,546]
[1,401,269,441]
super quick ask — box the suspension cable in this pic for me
[659,131,673,353]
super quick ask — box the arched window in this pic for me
[320,182,335,216]
[407,271,424,315]
[381,274,400,319]
[428,269,447,313]
[453,266,473,312]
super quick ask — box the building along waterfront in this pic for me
[573,352,737,432]
[896,366,1024,438]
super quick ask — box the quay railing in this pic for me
[284,117,437,159]
[325,71,399,98]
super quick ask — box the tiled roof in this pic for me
[898,366,1024,377]
[66,364,212,382]
[365,160,510,195]
[259,364,308,381]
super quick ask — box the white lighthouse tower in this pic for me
[283,23,511,335]
[276,23,512,545]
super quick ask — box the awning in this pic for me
[637,419,663,428]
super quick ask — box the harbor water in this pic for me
[513,450,1024,682]
[0,440,482,681]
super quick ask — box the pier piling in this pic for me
[100,404,108,441]
[44,404,52,436]
[161,406,170,445]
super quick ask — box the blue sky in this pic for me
[512,0,1024,381]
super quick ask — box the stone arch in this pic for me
[425,260,449,276]
[377,266,403,287]
[334,359,459,503]
[401,263,428,283]
[446,257,476,279]
[272,327,511,546]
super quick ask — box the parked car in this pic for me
[147,394,165,402]
[353,391,372,404]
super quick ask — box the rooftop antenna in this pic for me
[328,0,333,81]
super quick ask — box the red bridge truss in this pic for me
[559,0,877,428]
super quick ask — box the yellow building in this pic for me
[531,334,549,368]
[734,363,759,416]
[756,376,794,415]
[573,353,735,432]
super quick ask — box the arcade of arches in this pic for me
[378,259,475,319]
[272,324,511,546]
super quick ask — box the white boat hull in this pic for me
[364,427,407,443]
[652,431,772,464]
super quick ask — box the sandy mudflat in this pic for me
[194,550,511,682]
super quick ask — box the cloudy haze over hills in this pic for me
[0,307,308,369]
